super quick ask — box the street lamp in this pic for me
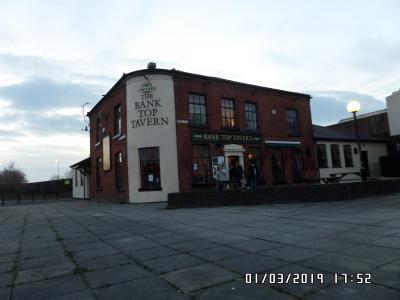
[346,101,367,181]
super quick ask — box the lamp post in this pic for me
[346,101,367,181]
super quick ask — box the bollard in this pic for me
[1,192,4,205]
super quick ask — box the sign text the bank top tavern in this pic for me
[131,82,169,128]
[192,132,261,144]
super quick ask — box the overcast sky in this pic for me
[0,0,399,182]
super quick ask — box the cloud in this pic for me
[310,90,386,126]
[0,77,101,110]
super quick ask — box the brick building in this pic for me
[87,64,317,203]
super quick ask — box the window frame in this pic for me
[96,118,102,143]
[286,108,301,136]
[343,144,354,167]
[188,93,208,127]
[191,144,212,185]
[221,98,238,130]
[114,104,122,136]
[316,144,328,168]
[330,144,342,168]
[95,157,102,189]
[245,102,259,131]
[115,152,124,191]
[139,147,162,191]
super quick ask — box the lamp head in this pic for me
[347,101,361,113]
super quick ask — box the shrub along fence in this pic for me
[0,179,72,205]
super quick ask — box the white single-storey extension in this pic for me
[313,125,388,182]
[70,158,90,199]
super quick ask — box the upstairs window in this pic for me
[221,99,237,128]
[330,144,341,168]
[245,102,258,131]
[96,118,102,143]
[286,109,301,136]
[316,144,328,168]
[189,94,207,126]
[114,105,122,136]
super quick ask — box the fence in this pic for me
[0,178,72,205]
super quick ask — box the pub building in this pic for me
[88,63,317,203]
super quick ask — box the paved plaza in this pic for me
[1,194,400,299]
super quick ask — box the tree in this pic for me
[49,175,60,181]
[0,161,27,186]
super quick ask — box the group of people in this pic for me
[215,161,258,191]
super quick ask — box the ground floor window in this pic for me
[115,152,124,190]
[96,157,102,189]
[343,144,354,167]
[316,144,328,168]
[245,147,263,182]
[192,144,211,184]
[292,150,303,182]
[139,147,161,189]
[330,144,341,168]
[271,150,285,184]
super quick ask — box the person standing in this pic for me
[216,165,228,191]
[236,162,244,190]
[247,161,258,191]
[229,164,237,190]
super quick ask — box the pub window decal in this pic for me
[131,82,169,128]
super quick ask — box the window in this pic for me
[96,118,102,143]
[221,99,237,128]
[316,144,328,168]
[96,157,102,188]
[139,147,161,189]
[115,152,124,190]
[343,145,354,167]
[189,94,207,126]
[246,147,263,182]
[330,144,341,168]
[245,103,258,131]
[75,169,78,187]
[192,145,211,184]
[114,105,122,136]
[286,109,300,136]
[80,171,84,186]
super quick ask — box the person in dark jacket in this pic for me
[236,162,244,189]
[247,161,258,191]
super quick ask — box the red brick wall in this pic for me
[173,75,317,191]
[88,81,129,202]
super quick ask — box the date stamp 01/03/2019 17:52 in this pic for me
[245,273,372,285]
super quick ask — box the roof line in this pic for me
[88,68,311,115]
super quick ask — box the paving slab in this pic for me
[162,263,239,292]
[12,275,88,300]
[141,253,204,274]
[95,277,191,300]
[83,264,152,288]
[193,280,298,300]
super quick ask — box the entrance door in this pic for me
[271,150,285,184]
[228,156,239,180]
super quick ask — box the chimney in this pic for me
[147,62,156,69]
